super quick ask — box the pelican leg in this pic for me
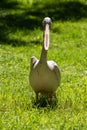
[36,92,38,103]
[53,92,56,98]
[50,96,53,102]
[48,93,53,103]
[49,93,56,102]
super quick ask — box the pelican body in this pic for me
[29,17,61,102]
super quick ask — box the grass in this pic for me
[0,0,87,129]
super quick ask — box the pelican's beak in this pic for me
[44,24,50,51]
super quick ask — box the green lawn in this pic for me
[0,0,87,129]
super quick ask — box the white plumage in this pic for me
[29,17,61,102]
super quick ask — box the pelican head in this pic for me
[43,17,52,51]
[43,17,52,27]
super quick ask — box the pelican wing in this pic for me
[30,56,37,67]
[47,60,61,85]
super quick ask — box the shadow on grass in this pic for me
[32,95,58,108]
[0,0,87,46]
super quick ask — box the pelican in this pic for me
[29,17,61,102]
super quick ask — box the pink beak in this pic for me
[44,24,50,50]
